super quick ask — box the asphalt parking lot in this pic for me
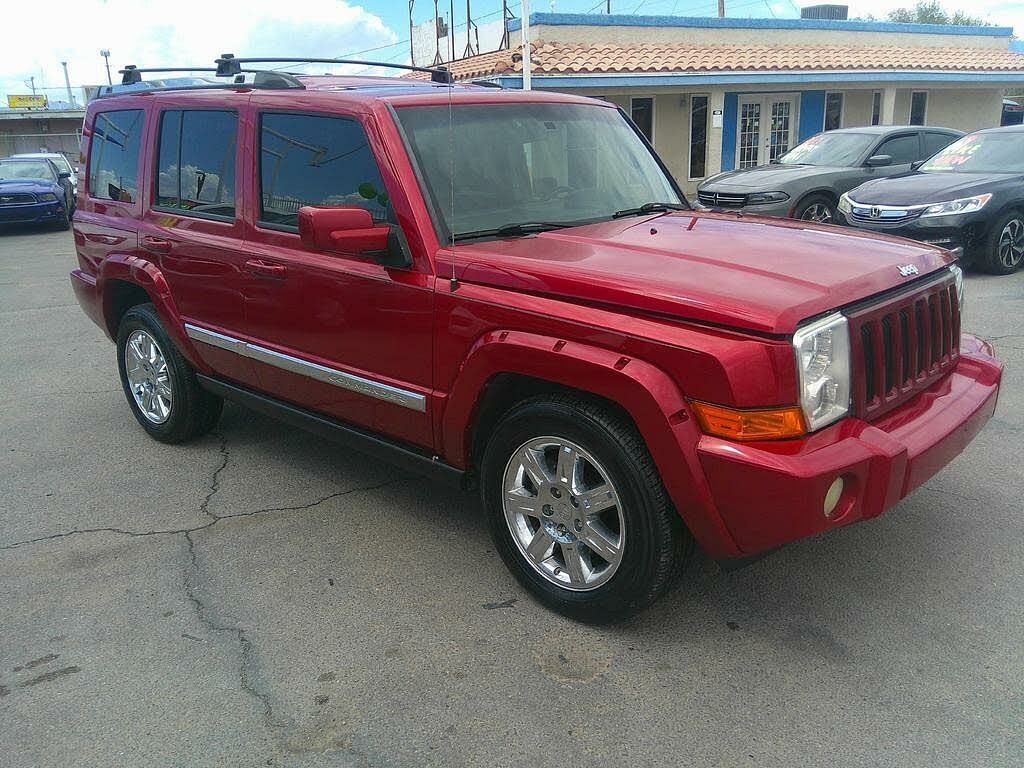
[1,227,1021,768]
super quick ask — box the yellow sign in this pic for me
[7,94,48,108]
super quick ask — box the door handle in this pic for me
[245,259,287,279]
[141,235,174,254]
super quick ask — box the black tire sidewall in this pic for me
[116,304,196,441]
[481,400,674,621]
[795,194,835,222]
[984,210,1024,275]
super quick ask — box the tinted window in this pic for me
[876,134,919,164]
[156,110,237,218]
[910,92,927,126]
[824,93,843,131]
[259,112,393,228]
[89,110,143,202]
[871,92,881,126]
[631,98,653,142]
[923,132,956,158]
[689,95,708,179]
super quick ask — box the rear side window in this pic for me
[89,110,144,202]
[923,132,956,158]
[156,109,237,219]
[258,112,393,229]
[876,134,919,165]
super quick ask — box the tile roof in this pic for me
[408,41,1024,80]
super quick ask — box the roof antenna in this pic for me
[447,67,458,292]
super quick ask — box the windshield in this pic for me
[394,102,682,238]
[920,132,1024,174]
[0,160,55,181]
[777,132,876,166]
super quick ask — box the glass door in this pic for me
[736,95,797,168]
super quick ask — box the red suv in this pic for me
[70,59,1002,621]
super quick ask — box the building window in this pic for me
[824,92,843,131]
[631,97,654,142]
[155,110,238,219]
[910,91,928,125]
[871,91,882,126]
[88,109,143,203]
[688,95,708,179]
[259,112,393,229]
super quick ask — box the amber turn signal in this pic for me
[690,401,807,441]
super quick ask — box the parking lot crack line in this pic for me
[199,432,231,522]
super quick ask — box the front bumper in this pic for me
[697,334,1001,556]
[0,201,65,225]
[836,209,984,259]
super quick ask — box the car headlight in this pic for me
[837,193,853,214]
[747,191,790,204]
[921,193,991,218]
[792,313,851,431]
[38,192,58,202]
[949,263,965,310]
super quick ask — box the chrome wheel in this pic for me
[800,202,833,223]
[997,218,1024,270]
[502,437,625,591]
[124,330,172,424]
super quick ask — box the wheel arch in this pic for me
[793,188,838,214]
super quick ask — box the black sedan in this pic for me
[838,126,1024,275]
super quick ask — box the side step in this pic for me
[197,375,466,488]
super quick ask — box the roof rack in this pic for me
[214,54,453,84]
[118,64,305,90]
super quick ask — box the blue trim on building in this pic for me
[493,71,1024,89]
[507,13,1011,37]
[721,93,738,172]
[1010,40,1024,53]
[798,91,825,142]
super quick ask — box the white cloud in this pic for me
[0,0,398,104]
[843,0,1022,33]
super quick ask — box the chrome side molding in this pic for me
[184,323,427,413]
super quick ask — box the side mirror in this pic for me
[910,159,925,171]
[298,206,411,268]
[865,154,892,167]
[58,170,72,179]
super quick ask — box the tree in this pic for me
[885,1,989,26]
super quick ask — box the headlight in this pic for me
[921,193,991,218]
[837,193,853,214]
[747,191,790,204]
[792,313,851,431]
[949,263,965,310]
[38,192,58,202]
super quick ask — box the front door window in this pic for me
[737,95,796,169]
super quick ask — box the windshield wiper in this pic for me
[612,201,688,219]
[452,221,575,242]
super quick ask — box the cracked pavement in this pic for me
[1,229,1022,767]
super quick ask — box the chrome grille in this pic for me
[848,275,960,420]
[697,190,747,208]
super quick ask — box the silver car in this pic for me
[696,126,963,224]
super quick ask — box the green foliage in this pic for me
[884,1,989,26]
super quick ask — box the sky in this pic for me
[1,0,1021,106]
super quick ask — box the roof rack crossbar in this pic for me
[119,65,217,85]
[117,65,305,90]
[214,54,453,83]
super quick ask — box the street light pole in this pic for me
[100,49,112,85]
[60,61,76,107]
[521,0,531,90]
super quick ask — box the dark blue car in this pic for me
[0,157,72,230]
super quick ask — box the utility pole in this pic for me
[60,61,76,107]
[449,0,455,62]
[408,0,415,66]
[607,0,610,13]
[718,0,725,17]
[24,76,36,95]
[100,49,112,85]
[521,0,531,90]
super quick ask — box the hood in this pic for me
[0,179,58,194]
[849,171,1022,206]
[448,212,952,336]
[701,164,846,191]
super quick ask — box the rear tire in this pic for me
[794,194,836,224]
[116,303,222,443]
[980,210,1024,275]
[480,394,691,623]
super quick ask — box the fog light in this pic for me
[823,476,844,518]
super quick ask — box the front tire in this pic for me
[794,194,836,224]
[116,303,222,443]
[481,394,691,622]
[980,211,1024,275]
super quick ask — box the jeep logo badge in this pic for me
[898,264,919,277]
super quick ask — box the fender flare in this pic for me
[442,330,741,558]
[96,254,209,372]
